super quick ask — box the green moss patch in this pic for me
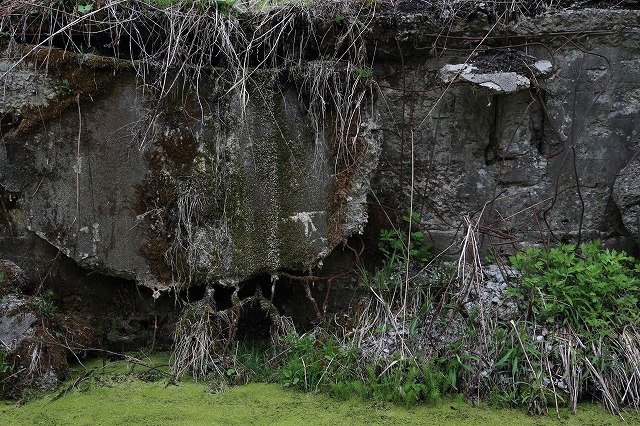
[2,379,640,426]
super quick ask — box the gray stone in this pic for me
[533,60,553,76]
[1,75,151,283]
[0,59,381,289]
[0,260,29,295]
[376,9,640,252]
[0,293,69,396]
[0,295,37,351]
[0,51,56,117]
[35,368,60,391]
[613,155,640,240]
[467,264,521,321]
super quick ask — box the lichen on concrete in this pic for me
[0,53,55,118]
[164,69,344,284]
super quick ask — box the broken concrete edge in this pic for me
[1,44,135,141]
[439,59,553,94]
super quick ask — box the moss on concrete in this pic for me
[5,47,132,141]
[134,99,202,284]
[177,70,328,282]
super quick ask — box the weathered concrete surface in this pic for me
[1,74,150,282]
[0,60,380,290]
[371,8,640,254]
[613,155,640,242]
[1,6,640,297]
[0,50,56,119]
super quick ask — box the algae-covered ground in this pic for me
[3,382,640,426]
[5,380,640,426]
[3,381,640,426]
[2,355,640,426]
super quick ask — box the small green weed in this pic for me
[434,341,478,394]
[279,333,356,392]
[33,289,57,318]
[360,361,443,407]
[278,332,444,407]
[234,341,272,380]
[353,66,373,78]
[0,347,13,375]
[61,79,73,94]
[77,3,94,14]
[379,209,432,265]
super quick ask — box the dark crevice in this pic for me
[235,298,273,340]
[184,271,325,334]
[0,113,22,137]
[237,274,273,300]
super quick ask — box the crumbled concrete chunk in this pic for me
[439,64,531,94]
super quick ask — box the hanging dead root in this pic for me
[171,284,287,381]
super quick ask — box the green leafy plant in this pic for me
[0,347,13,375]
[379,209,432,265]
[279,333,318,390]
[509,241,640,333]
[56,79,75,98]
[212,0,238,14]
[33,289,57,318]
[77,3,93,14]
[358,361,442,407]
[353,66,373,79]
[277,331,444,407]
[279,333,358,392]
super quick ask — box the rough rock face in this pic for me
[1,6,640,296]
[0,295,37,352]
[464,264,521,322]
[2,75,149,282]
[0,259,29,297]
[0,2,639,399]
[613,156,640,242]
[0,60,381,290]
[372,8,640,254]
[138,74,381,287]
[0,294,66,397]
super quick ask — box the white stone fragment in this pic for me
[439,64,531,94]
[533,60,553,75]
[439,63,473,83]
[289,211,320,238]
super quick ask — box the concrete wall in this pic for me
[1,6,639,295]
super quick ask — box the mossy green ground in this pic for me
[4,385,640,426]
[2,355,640,425]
